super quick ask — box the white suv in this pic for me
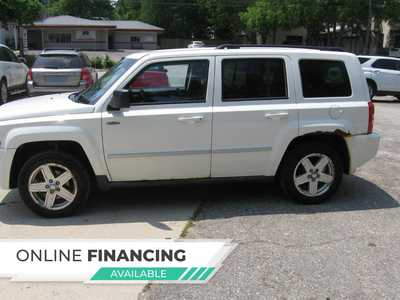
[0,45,380,217]
[0,44,29,104]
[359,55,400,98]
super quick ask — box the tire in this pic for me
[279,142,343,204]
[23,77,30,97]
[367,81,376,99]
[0,79,8,104]
[18,151,91,217]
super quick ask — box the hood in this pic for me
[0,93,95,122]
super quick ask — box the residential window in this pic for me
[299,59,352,98]
[372,59,399,70]
[48,33,72,44]
[222,58,287,101]
[126,60,209,105]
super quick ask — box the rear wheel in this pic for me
[18,151,91,217]
[367,81,376,99]
[0,79,8,104]
[279,143,343,204]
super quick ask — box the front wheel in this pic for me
[18,151,91,217]
[279,143,343,204]
[368,81,376,99]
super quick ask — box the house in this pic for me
[25,15,164,51]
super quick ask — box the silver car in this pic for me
[28,49,97,94]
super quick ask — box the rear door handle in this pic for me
[178,115,204,123]
[106,121,120,125]
[265,112,289,120]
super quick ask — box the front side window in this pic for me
[0,47,11,62]
[126,60,209,105]
[222,58,287,101]
[372,59,399,70]
[300,59,352,98]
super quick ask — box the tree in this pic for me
[0,0,43,55]
[114,0,140,20]
[48,0,114,19]
[241,0,298,43]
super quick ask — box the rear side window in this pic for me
[299,60,352,98]
[358,57,370,64]
[33,55,82,69]
[372,59,399,70]
[222,58,287,101]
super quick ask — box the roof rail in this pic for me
[216,44,345,52]
[42,48,80,53]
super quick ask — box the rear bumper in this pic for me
[28,81,86,95]
[345,133,380,174]
[0,148,16,190]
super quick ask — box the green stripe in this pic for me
[191,267,206,281]
[198,267,215,281]
[182,267,197,280]
[91,267,187,281]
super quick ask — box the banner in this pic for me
[0,240,236,284]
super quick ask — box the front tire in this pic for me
[279,143,343,204]
[18,151,91,217]
[367,81,376,99]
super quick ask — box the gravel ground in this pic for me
[141,100,400,300]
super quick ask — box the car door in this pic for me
[370,58,400,92]
[211,55,298,177]
[102,57,214,181]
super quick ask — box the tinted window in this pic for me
[222,58,287,101]
[372,59,399,70]
[126,60,209,105]
[33,55,82,69]
[358,57,371,64]
[0,47,13,62]
[300,60,352,98]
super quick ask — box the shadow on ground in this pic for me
[0,175,397,227]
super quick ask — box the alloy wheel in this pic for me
[28,163,78,211]
[293,153,335,197]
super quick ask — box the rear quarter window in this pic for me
[299,59,352,98]
[33,55,82,69]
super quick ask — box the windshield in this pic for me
[33,54,82,69]
[71,58,137,104]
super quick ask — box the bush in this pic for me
[90,55,116,69]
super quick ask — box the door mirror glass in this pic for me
[109,89,131,110]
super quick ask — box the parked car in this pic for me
[28,49,97,94]
[188,41,205,48]
[0,45,379,217]
[0,44,29,104]
[359,55,400,99]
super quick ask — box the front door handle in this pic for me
[178,115,204,123]
[265,112,289,120]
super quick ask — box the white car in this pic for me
[0,45,380,217]
[188,41,205,48]
[359,55,400,98]
[0,44,29,104]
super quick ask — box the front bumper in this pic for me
[28,81,86,95]
[345,133,380,174]
[0,148,16,190]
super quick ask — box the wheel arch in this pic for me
[276,132,351,178]
[9,141,96,189]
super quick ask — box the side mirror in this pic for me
[18,56,27,64]
[109,89,130,110]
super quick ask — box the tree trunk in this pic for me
[272,29,277,44]
[17,24,24,56]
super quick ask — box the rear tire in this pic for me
[18,151,91,217]
[279,142,343,204]
[0,79,8,104]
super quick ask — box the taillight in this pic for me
[28,68,33,81]
[81,68,93,87]
[368,100,375,134]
